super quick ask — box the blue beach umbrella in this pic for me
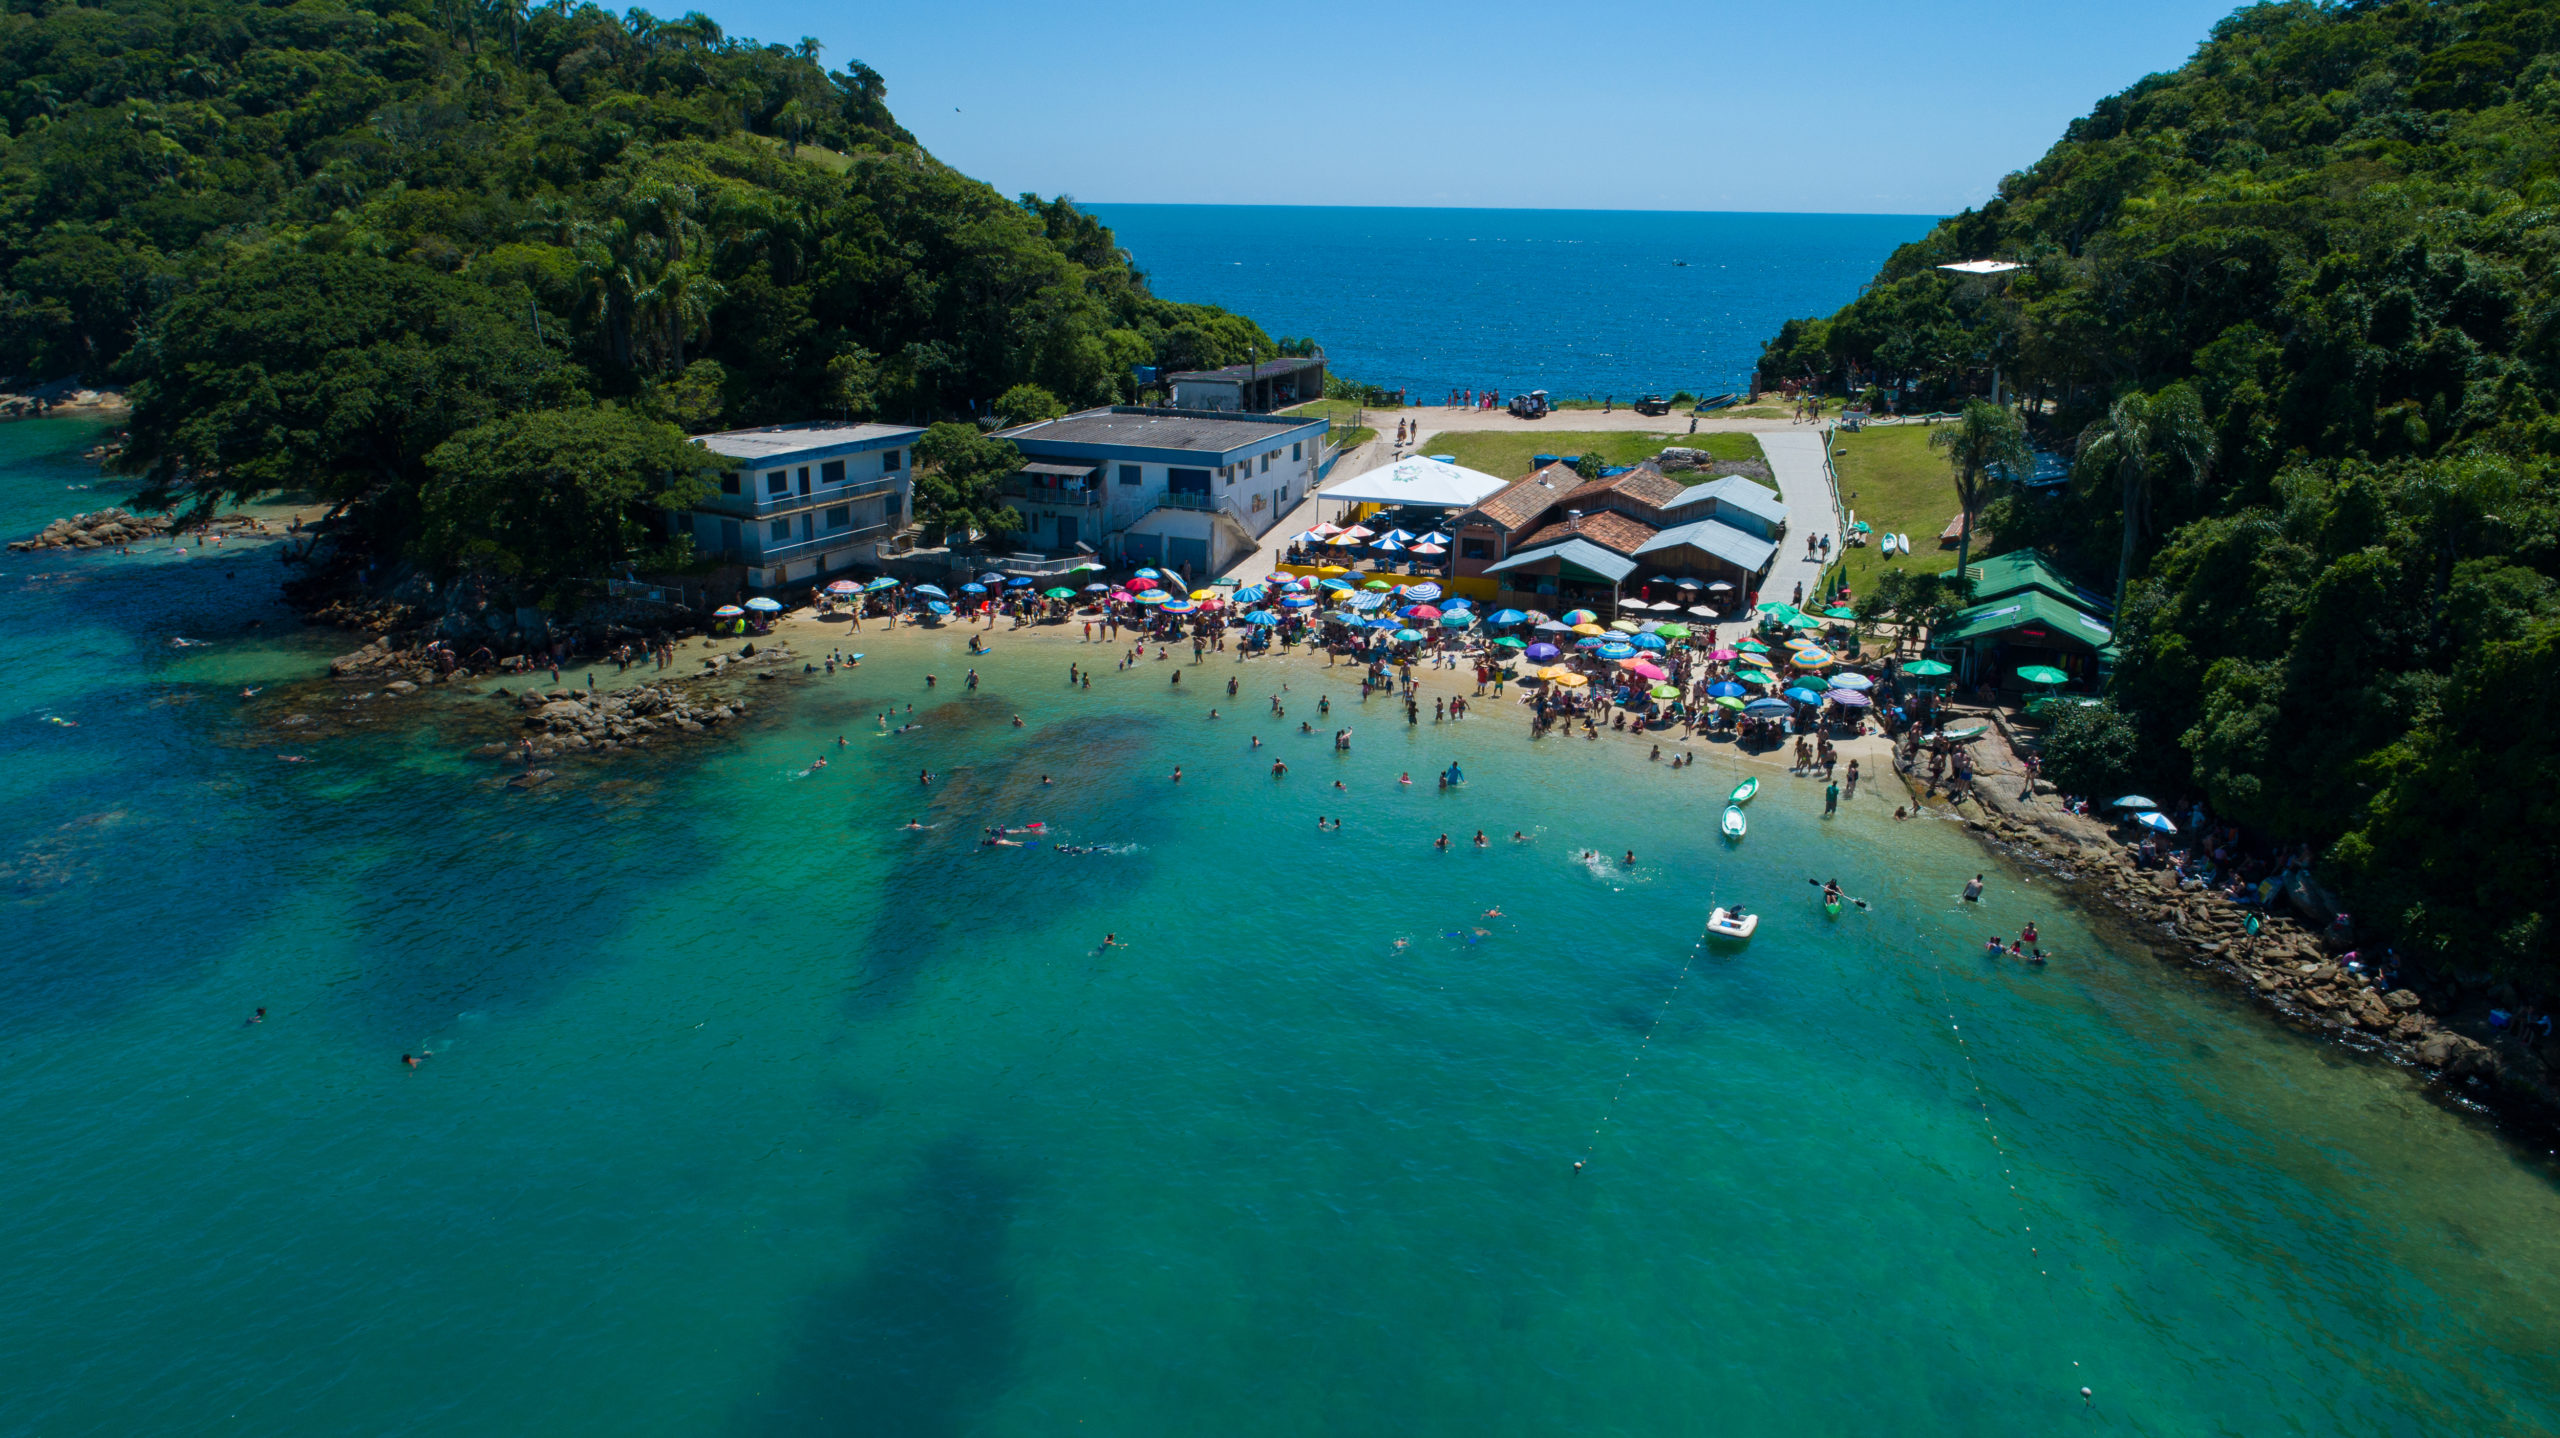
[1280,594,1317,609]
[1394,628,1426,642]
[1489,608,1528,625]
[1232,586,1267,604]
[1136,590,1170,605]
[1403,582,1443,602]
[2112,795,2159,810]
[1439,612,1474,628]
[1596,642,1638,660]
[2136,811,2179,834]
[1441,595,1473,609]
[1245,611,1280,627]
[1785,685,1827,705]
[1628,633,1667,650]
[1319,577,1354,592]
[1008,576,1036,588]
[1743,697,1791,715]
[1575,636,1605,650]
[1827,673,1874,691]
[1135,568,1163,579]
[912,584,948,598]
[745,597,782,612]
[1706,681,1745,698]
[1524,642,1562,660]
[960,582,988,594]
[864,576,901,591]
[925,600,952,615]
[977,572,1005,585]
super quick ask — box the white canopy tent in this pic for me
[1321,455,1509,510]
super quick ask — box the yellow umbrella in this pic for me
[1190,588,1221,601]
[1609,619,1641,633]
[1547,671,1590,688]
[1317,564,1349,576]
[1327,531,1367,546]
[1571,623,1608,637]
[1793,650,1835,668]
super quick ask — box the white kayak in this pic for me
[1721,805,1747,840]
[1706,907,1759,940]
[1897,533,1911,553]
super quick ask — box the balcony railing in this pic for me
[1156,489,1223,512]
[1005,481,1102,507]
[743,520,898,567]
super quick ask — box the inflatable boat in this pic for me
[1706,907,1759,941]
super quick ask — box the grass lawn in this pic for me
[1417,429,1760,482]
[1327,426,1376,451]
[1282,397,1393,430]
[1828,422,1963,594]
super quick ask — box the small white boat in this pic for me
[1706,907,1759,940]
[1879,532,1899,557]
[1727,776,1759,806]
[1897,533,1911,553]
[1721,805,1747,840]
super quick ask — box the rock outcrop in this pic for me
[10,508,169,551]
[499,681,746,760]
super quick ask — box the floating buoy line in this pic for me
[1576,933,1705,1174]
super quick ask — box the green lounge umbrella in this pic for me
[2015,664,2070,686]
[1649,683,1681,699]
[1655,623,1691,639]
[1902,659,1953,677]
[1736,667,1777,685]
[1491,636,1526,649]
[1043,587,1076,599]
[1823,605,1855,619]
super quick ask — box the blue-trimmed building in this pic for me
[676,422,926,590]
[993,406,1330,579]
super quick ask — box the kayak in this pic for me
[1721,805,1747,840]
[1706,907,1758,940]
[1824,900,1842,918]
[1727,776,1759,806]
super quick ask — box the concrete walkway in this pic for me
[1754,429,1842,610]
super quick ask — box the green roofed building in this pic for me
[1936,549,2113,616]
[1930,587,2116,691]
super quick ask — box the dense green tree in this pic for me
[420,406,716,583]
[994,383,1066,425]
[1928,399,2031,597]
[2075,385,2215,615]
[2037,699,2144,799]
[911,421,1023,542]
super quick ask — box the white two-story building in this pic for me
[991,406,1330,579]
[677,422,926,590]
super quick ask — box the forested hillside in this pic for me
[0,0,1279,563]
[1762,0,2560,995]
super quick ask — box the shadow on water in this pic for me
[842,711,1160,1017]
[742,1136,1023,1438]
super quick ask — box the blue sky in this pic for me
[694,0,2244,213]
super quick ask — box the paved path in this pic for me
[1755,428,1842,609]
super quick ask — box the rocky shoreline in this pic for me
[10,505,288,552]
[1907,709,2555,1142]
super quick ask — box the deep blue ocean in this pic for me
[1085,206,1938,400]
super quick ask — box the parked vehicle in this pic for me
[1507,389,1550,419]
[1634,394,1672,416]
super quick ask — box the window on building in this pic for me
[1260,453,1271,473]
[765,471,788,495]
[796,467,811,494]
[821,460,844,484]
[722,472,741,494]
[769,518,789,540]
[1291,442,1302,462]
[882,449,903,471]
[1120,464,1142,486]
[824,505,850,530]
[1462,538,1490,559]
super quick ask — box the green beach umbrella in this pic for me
[1785,611,1824,629]
[1491,636,1526,649]
[1649,683,1681,699]
[1735,640,1770,654]
[1903,659,1953,677]
[1822,605,1855,620]
[1655,623,1691,639]
[1043,587,1075,599]
[2015,664,2070,686]
[1714,695,1746,711]
[1736,667,1777,685]
[1755,600,1793,614]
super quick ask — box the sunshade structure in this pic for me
[2135,811,2179,834]
[2015,664,2071,686]
[712,604,745,617]
[864,577,901,591]
[1935,590,2115,652]
[1324,455,1509,510]
[745,597,782,612]
[825,579,858,595]
[1901,659,1953,677]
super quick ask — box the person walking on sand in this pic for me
[1825,779,1839,815]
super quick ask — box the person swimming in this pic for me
[1962,874,1985,902]
[246,1008,265,1025]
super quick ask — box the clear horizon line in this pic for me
[1076,200,1952,219]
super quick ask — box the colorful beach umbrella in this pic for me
[1571,623,1608,637]
[1832,692,1871,707]
[865,577,901,591]
[1827,673,1873,691]
[825,579,859,594]
[1136,590,1170,605]
[1161,600,1197,613]
[712,604,745,617]
[745,597,782,612]
[1561,609,1598,625]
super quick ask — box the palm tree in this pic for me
[2076,384,2213,617]
[1929,399,2031,602]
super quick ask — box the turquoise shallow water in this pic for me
[5,416,2560,1434]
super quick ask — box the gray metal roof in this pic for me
[995,406,1326,460]
[693,422,923,462]
[1633,517,1779,573]
[1482,537,1639,583]
[1167,357,1326,383]
[1017,461,1098,478]
[1664,475,1787,526]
